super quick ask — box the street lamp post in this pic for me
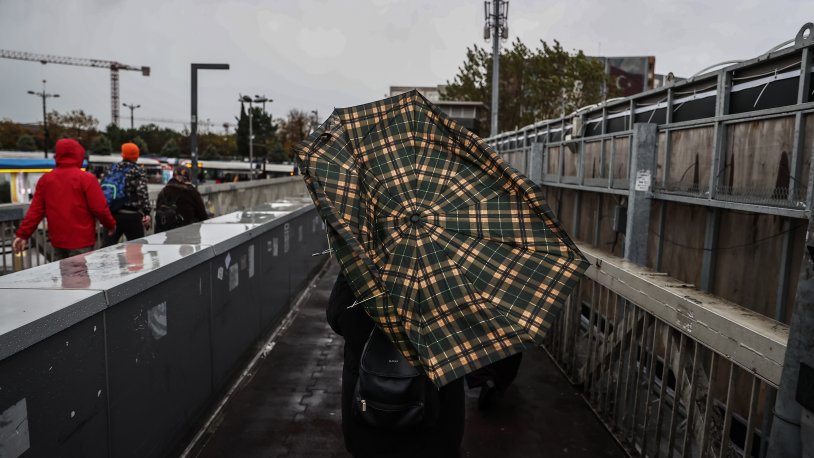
[27,79,59,158]
[191,63,230,186]
[240,94,271,180]
[122,103,140,129]
[484,1,509,137]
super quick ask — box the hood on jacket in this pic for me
[55,138,85,168]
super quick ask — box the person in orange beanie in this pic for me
[13,138,116,259]
[101,142,152,246]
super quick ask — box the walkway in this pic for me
[191,262,625,458]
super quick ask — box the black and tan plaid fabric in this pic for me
[296,90,589,387]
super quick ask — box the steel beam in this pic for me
[624,123,657,265]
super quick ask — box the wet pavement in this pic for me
[192,262,625,458]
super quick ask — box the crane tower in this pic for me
[0,49,150,126]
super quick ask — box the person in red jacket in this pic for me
[13,138,117,260]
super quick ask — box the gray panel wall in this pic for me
[0,204,328,458]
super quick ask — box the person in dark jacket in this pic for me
[153,165,209,233]
[103,142,152,245]
[328,273,465,458]
[13,138,116,260]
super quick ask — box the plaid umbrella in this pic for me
[297,90,589,387]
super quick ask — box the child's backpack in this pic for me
[352,327,440,431]
[154,193,185,232]
[101,162,133,212]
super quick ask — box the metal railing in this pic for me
[0,204,53,274]
[546,244,788,458]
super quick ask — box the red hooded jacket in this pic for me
[16,139,116,249]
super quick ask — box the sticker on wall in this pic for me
[0,398,30,458]
[272,238,279,257]
[298,225,303,242]
[217,267,224,280]
[284,223,290,253]
[229,263,239,291]
[635,169,651,192]
[248,245,255,278]
[267,240,273,253]
[240,254,247,271]
[148,302,168,340]
[225,253,232,269]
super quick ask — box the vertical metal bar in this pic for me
[594,194,603,248]
[568,280,581,377]
[655,200,667,271]
[609,138,616,189]
[653,328,675,457]
[619,301,639,439]
[681,342,701,457]
[578,140,586,186]
[663,88,674,187]
[709,70,732,200]
[699,352,719,457]
[629,311,650,446]
[558,145,565,183]
[573,191,582,239]
[759,387,777,458]
[611,297,626,428]
[718,361,736,458]
[641,319,662,456]
[667,334,688,455]
[790,47,811,203]
[774,220,794,322]
[600,288,614,416]
[742,377,761,458]
[700,208,720,293]
[586,281,598,395]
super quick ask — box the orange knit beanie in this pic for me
[121,143,140,161]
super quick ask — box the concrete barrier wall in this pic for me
[0,198,328,458]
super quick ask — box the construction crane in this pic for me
[0,49,150,126]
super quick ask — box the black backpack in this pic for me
[154,193,185,232]
[352,327,440,431]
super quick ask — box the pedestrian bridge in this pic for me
[0,188,625,458]
[0,178,785,458]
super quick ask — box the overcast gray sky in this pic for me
[0,0,810,133]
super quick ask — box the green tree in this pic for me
[131,136,149,156]
[16,134,37,151]
[60,110,99,139]
[161,138,180,157]
[200,144,222,160]
[89,135,112,154]
[278,109,311,162]
[236,104,278,160]
[0,120,28,150]
[444,39,614,133]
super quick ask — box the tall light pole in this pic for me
[190,63,229,186]
[27,79,59,158]
[240,94,271,180]
[484,1,508,137]
[122,103,140,129]
[240,95,254,180]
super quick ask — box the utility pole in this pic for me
[122,103,140,129]
[241,95,255,180]
[484,1,508,137]
[27,79,59,158]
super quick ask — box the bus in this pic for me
[0,151,164,203]
[87,155,164,184]
[177,160,298,183]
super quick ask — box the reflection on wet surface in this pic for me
[0,243,198,290]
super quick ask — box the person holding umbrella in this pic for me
[297,90,589,456]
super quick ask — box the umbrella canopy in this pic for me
[297,90,589,387]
